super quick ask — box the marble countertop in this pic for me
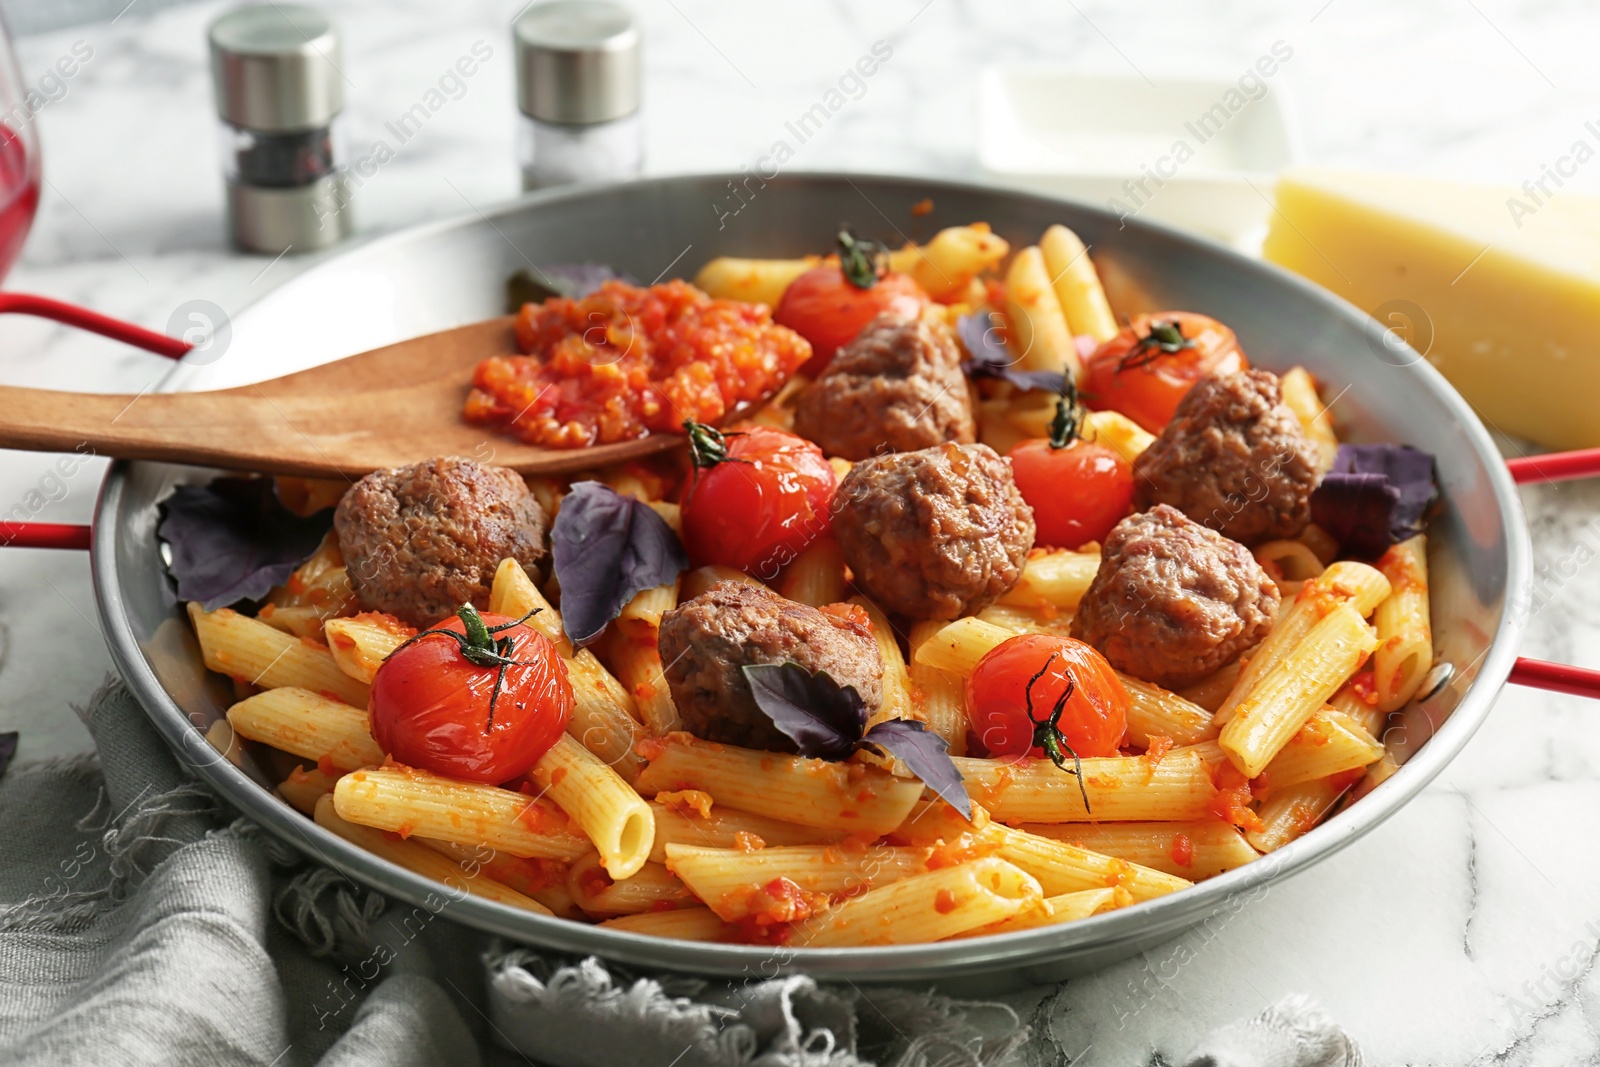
[3,0,1599,1063]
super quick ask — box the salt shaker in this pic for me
[514,1,642,190]
[208,4,351,253]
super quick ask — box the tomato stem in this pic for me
[683,419,751,471]
[390,604,543,732]
[1116,317,1196,372]
[1024,651,1092,813]
[1048,377,1086,451]
[836,228,888,290]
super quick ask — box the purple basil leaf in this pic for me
[0,731,16,782]
[957,310,1068,394]
[508,264,633,309]
[551,482,688,647]
[741,662,866,761]
[1310,472,1399,560]
[863,718,972,820]
[1310,444,1437,560]
[158,477,333,610]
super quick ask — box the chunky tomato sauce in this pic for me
[464,280,812,448]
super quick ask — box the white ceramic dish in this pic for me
[980,68,1300,247]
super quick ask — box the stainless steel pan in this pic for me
[6,173,1545,985]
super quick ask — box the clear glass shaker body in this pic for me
[518,111,642,190]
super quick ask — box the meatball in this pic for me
[658,581,883,751]
[833,443,1034,619]
[334,456,549,628]
[792,314,976,461]
[1133,369,1319,544]
[1071,505,1279,689]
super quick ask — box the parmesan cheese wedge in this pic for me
[1262,167,1600,450]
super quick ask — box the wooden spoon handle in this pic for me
[0,385,341,475]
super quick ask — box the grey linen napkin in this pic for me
[0,682,1364,1067]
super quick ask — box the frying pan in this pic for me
[3,173,1590,987]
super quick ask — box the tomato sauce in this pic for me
[465,280,812,448]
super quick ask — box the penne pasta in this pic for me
[1328,674,1385,737]
[314,795,552,915]
[664,843,930,921]
[1373,535,1433,712]
[260,533,356,639]
[908,620,968,757]
[792,857,1043,947]
[489,558,648,780]
[974,603,1075,639]
[529,733,656,878]
[636,735,925,835]
[1214,561,1390,726]
[487,556,572,654]
[1247,776,1354,853]
[599,907,731,941]
[204,717,245,768]
[615,577,679,642]
[1299,523,1340,566]
[1039,224,1118,343]
[273,476,348,516]
[692,256,820,307]
[963,887,1126,937]
[955,750,1218,822]
[777,538,849,608]
[998,551,1101,612]
[1279,367,1338,472]
[851,596,912,731]
[323,612,414,684]
[1004,246,1080,378]
[984,824,1192,901]
[277,764,339,814]
[1254,539,1327,583]
[566,853,692,917]
[1019,820,1258,880]
[1081,409,1155,464]
[912,617,1015,678]
[190,603,370,707]
[332,765,591,861]
[1117,673,1218,748]
[888,224,1010,301]
[648,798,843,863]
[228,687,384,773]
[1219,601,1379,778]
[1178,660,1242,714]
[415,837,573,914]
[600,632,681,737]
[1258,710,1384,791]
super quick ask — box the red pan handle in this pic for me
[1504,447,1600,697]
[0,293,190,551]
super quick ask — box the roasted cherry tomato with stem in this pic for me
[1007,382,1135,549]
[680,421,837,579]
[774,229,930,376]
[369,604,572,784]
[965,634,1128,807]
[1083,311,1246,433]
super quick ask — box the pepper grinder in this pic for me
[514,0,643,190]
[208,4,351,253]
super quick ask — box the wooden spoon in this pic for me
[0,316,688,478]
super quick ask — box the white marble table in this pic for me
[3,1,1597,1062]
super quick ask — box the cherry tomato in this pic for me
[369,607,572,784]
[681,424,837,578]
[774,266,929,375]
[1007,438,1135,549]
[1083,312,1247,433]
[965,634,1127,760]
